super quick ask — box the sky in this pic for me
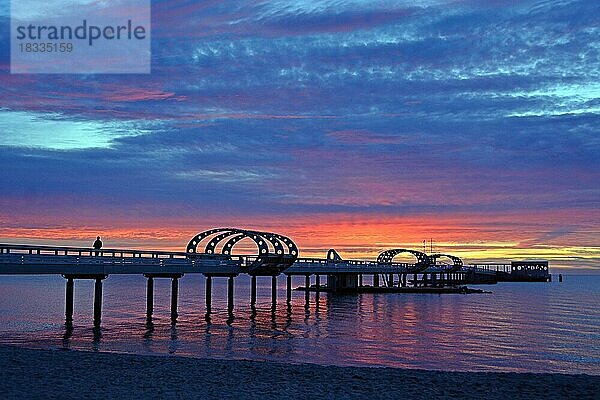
[0,0,598,272]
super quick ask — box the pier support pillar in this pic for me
[205,276,212,313]
[170,277,179,322]
[271,275,277,308]
[304,275,310,304]
[250,275,257,307]
[316,274,321,290]
[228,276,235,313]
[374,274,379,287]
[65,278,74,323]
[413,273,418,287]
[146,277,154,318]
[388,274,394,287]
[286,275,292,303]
[402,274,407,287]
[93,278,104,327]
[358,274,363,287]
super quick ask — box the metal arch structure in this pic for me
[185,228,298,275]
[187,228,263,255]
[429,253,463,272]
[205,231,269,256]
[377,249,432,272]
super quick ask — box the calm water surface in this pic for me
[0,274,598,374]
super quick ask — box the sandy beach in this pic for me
[0,345,598,399]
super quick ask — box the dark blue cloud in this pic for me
[0,0,598,233]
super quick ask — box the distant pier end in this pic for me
[509,260,550,282]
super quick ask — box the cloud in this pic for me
[0,109,151,149]
[0,0,598,267]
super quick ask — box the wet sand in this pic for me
[1,345,598,399]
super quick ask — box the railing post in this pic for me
[374,274,379,287]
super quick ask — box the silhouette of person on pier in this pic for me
[93,236,103,256]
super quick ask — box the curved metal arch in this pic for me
[206,231,268,256]
[234,231,285,256]
[270,233,299,257]
[327,249,342,261]
[218,232,298,257]
[221,233,250,255]
[205,231,242,253]
[186,228,236,254]
[186,227,298,257]
[186,228,299,275]
[260,232,285,255]
[186,228,266,255]
[377,249,432,272]
[430,253,463,272]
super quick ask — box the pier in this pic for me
[0,228,550,325]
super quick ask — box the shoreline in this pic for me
[1,345,598,399]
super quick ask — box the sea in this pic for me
[0,274,598,375]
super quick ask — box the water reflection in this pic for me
[168,324,178,354]
[0,275,598,374]
[91,326,102,350]
[62,322,73,349]
[143,319,154,348]
[226,311,234,326]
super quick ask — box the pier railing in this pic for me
[0,244,244,274]
[0,243,192,258]
[1,243,501,275]
[465,263,512,273]
[288,257,458,274]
